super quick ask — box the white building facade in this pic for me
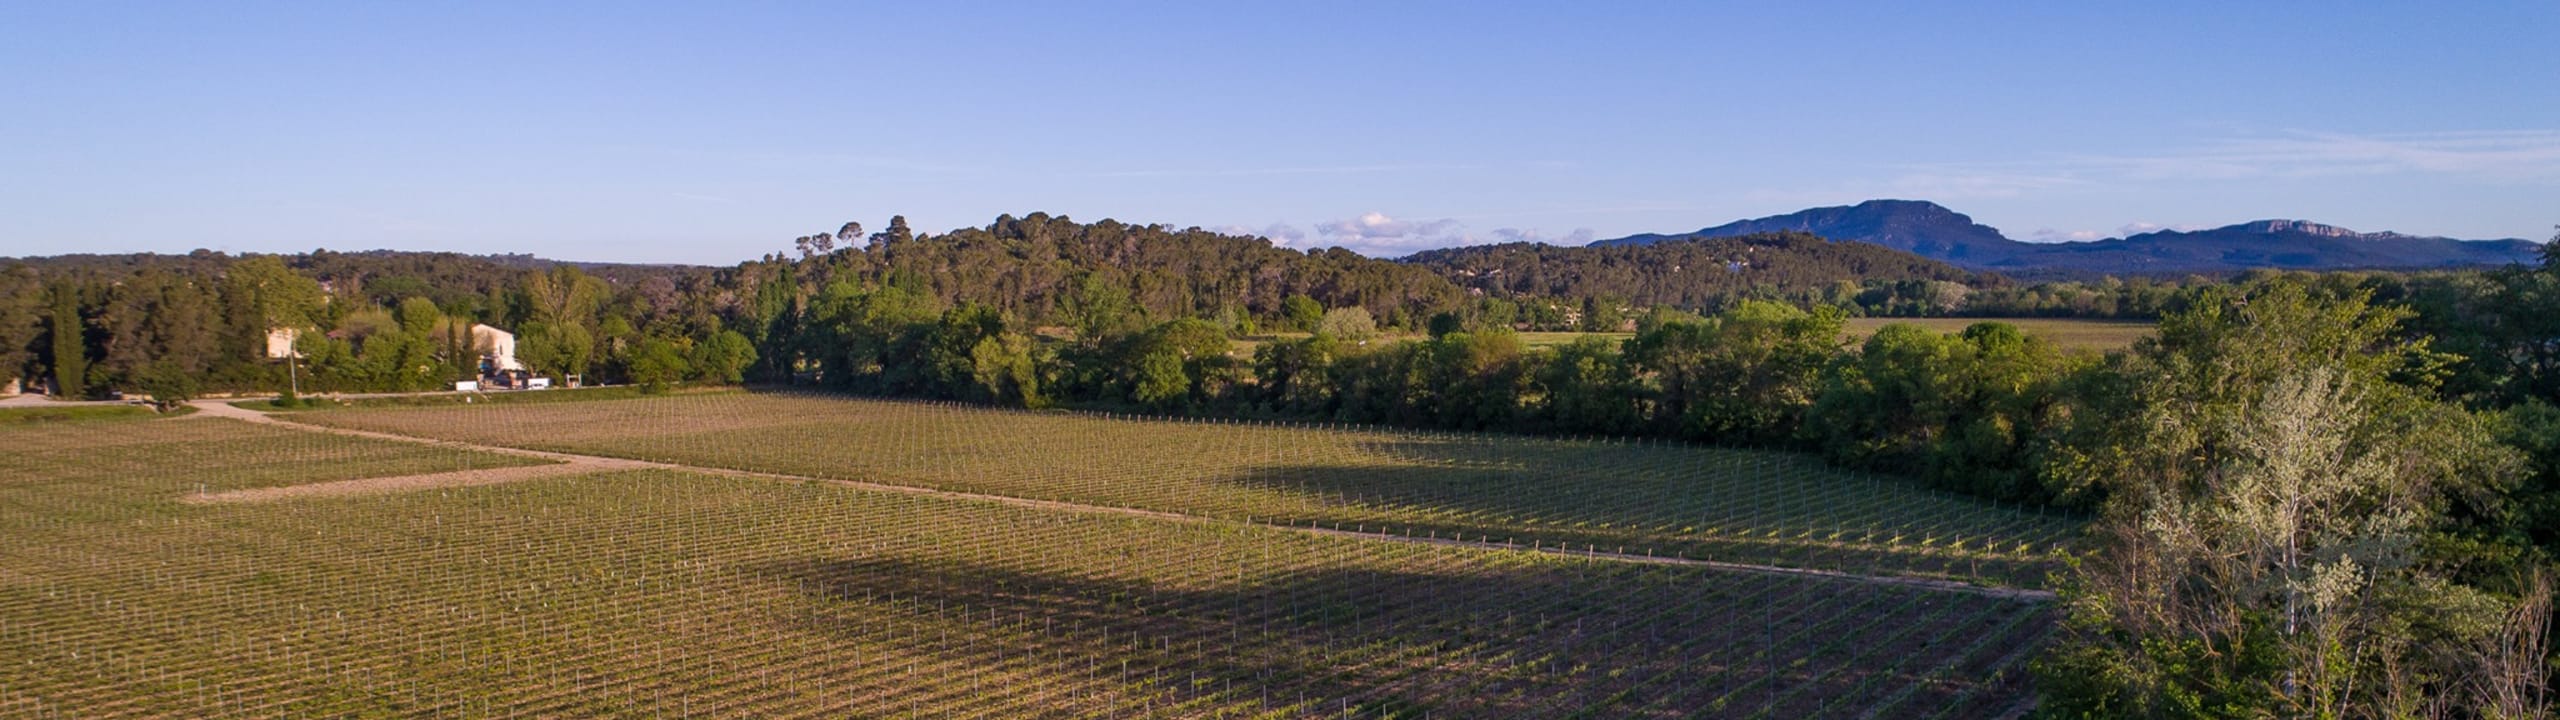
[470,324,524,372]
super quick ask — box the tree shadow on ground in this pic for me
[756,550,2044,719]
[1218,436,2065,587]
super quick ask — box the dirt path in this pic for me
[189,400,658,469]
[184,400,2057,602]
[184,400,657,499]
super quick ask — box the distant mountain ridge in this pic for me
[1593,200,2541,275]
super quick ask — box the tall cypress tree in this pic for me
[46,285,85,399]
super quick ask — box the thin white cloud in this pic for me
[1086,164,1474,179]
[1261,223,1308,246]
[2114,221,2209,237]
[1491,227,1598,245]
[2024,223,2227,243]
[1739,170,2082,209]
[1269,211,1477,257]
[1211,222,1317,248]
[616,146,989,176]
[2026,228,2102,243]
[1879,171,2085,199]
[1321,211,1461,242]
[2068,129,2560,181]
[1080,162,1484,179]
[1757,128,2560,208]
[1728,127,2558,242]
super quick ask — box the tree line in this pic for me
[3,213,2218,406]
[8,215,2560,715]
[1406,230,1994,316]
[4,251,757,402]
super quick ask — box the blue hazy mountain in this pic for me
[1593,199,2540,274]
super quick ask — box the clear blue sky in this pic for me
[4,2,2554,262]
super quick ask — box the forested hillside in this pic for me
[1405,230,1990,315]
[2,213,2021,403]
[777,213,1470,328]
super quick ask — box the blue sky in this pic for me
[4,2,2555,262]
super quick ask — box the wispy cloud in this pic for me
[1751,128,2560,212]
[2114,221,2206,236]
[609,145,991,176]
[1740,170,2083,209]
[2026,228,2102,243]
[2022,221,2218,244]
[1491,227,1597,245]
[1085,163,1475,179]
[1243,215,1599,256]
[1252,223,1307,246]
[1311,211,1471,256]
[279,200,451,237]
[2069,129,2560,181]
[1442,202,1702,222]
[1242,212,1483,257]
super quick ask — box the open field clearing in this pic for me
[288,392,2080,588]
[0,412,2048,717]
[1840,318,2151,352]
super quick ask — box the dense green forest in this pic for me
[1405,228,2237,321]
[8,215,2560,716]
[0,213,2036,401]
[785,213,1471,328]
[0,219,2185,408]
[1405,230,1992,315]
[0,250,749,401]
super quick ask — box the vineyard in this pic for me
[294,391,2080,587]
[0,396,2071,717]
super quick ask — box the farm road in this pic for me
[183,400,2055,602]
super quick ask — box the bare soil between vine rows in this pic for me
[186,399,2054,602]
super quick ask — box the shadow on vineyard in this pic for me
[292,391,2078,589]
[760,553,2050,718]
[1220,448,2062,587]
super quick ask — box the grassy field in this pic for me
[0,404,175,425]
[0,409,2048,718]
[1841,317,2152,352]
[290,392,2077,588]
